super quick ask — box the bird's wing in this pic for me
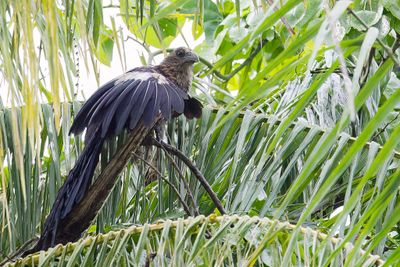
[69,67,189,139]
[184,97,203,119]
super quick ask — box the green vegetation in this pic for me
[1,0,400,266]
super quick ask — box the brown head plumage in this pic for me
[157,47,199,92]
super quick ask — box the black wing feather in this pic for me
[115,80,143,133]
[159,84,172,120]
[184,97,203,119]
[87,81,129,129]
[142,82,160,125]
[130,81,154,128]
[128,81,149,129]
[101,80,141,138]
[71,68,196,139]
[166,84,185,114]
[69,79,116,134]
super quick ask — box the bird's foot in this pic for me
[141,122,164,146]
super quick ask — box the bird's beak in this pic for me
[184,52,199,63]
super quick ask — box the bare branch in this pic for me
[151,138,226,215]
[265,0,295,36]
[372,113,400,142]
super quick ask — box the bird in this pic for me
[32,47,203,252]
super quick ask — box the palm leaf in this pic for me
[5,215,384,267]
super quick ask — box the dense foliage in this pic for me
[1,0,400,265]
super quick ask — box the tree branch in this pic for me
[33,120,158,251]
[265,0,295,36]
[0,237,38,265]
[214,40,266,81]
[371,112,400,142]
[348,8,400,66]
[150,138,226,215]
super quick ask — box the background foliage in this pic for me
[1,0,400,266]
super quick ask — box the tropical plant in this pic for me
[1,0,400,266]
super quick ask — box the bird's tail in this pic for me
[31,132,104,252]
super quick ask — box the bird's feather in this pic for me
[69,78,117,135]
[70,67,192,139]
[142,83,160,125]
[34,55,203,252]
[128,81,154,130]
[114,81,144,133]
[159,84,172,119]
[184,97,203,119]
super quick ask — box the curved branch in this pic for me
[151,138,226,215]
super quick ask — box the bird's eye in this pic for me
[176,49,185,57]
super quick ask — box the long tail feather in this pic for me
[32,131,104,251]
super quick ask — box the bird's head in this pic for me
[161,47,199,68]
[158,47,199,91]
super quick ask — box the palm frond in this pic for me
[5,215,384,267]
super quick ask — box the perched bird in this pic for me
[33,47,203,251]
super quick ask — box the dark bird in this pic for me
[33,47,202,252]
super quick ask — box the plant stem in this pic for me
[151,138,226,215]
[348,8,400,66]
[133,152,193,216]
[159,148,200,216]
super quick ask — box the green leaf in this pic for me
[349,10,382,31]
[95,27,114,66]
[382,0,400,20]
[181,0,223,42]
